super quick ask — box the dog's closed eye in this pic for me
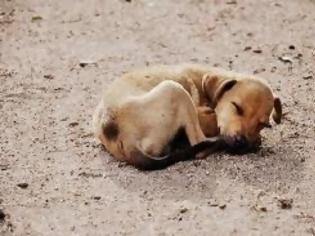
[231,102,244,116]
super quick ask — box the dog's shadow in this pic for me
[99,139,304,202]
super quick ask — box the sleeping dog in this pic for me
[93,64,282,170]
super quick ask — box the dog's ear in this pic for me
[272,97,282,124]
[202,74,237,107]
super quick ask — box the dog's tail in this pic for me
[129,138,221,170]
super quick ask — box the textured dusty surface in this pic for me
[1,0,315,235]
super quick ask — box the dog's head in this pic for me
[202,74,282,152]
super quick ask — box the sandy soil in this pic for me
[1,0,315,235]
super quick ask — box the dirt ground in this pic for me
[1,0,315,235]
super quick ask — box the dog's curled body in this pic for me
[94,64,282,169]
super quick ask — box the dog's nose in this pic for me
[230,135,249,150]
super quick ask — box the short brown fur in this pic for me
[93,64,282,169]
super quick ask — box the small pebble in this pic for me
[278,56,293,63]
[180,208,188,214]
[289,45,295,50]
[79,61,97,68]
[253,49,262,54]
[303,75,313,80]
[43,74,54,80]
[31,15,43,22]
[277,198,293,209]
[253,204,267,212]
[0,209,5,222]
[226,0,237,4]
[17,183,28,189]
[69,122,79,127]
[244,46,252,51]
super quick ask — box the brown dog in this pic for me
[93,64,282,169]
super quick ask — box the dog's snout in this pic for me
[234,135,248,148]
[225,135,249,150]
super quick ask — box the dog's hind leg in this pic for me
[132,80,208,153]
[115,80,216,168]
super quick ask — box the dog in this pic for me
[93,64,282,170]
